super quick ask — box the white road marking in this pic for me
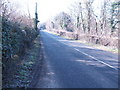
[60,41,118,70]
[74,48,118,70]
[42,31,118,70]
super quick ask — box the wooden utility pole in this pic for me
[35,2,38,31]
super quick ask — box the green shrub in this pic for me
[2,17,38,69]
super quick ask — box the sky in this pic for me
[12,0,78,23]
[38,0,79,23]
[12,0,104,23]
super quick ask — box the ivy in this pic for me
[2,16,38,68]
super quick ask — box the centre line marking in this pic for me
[43,31,118,71]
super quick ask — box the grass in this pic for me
[47,31,118,54]
[9,35,41,88]
[76,40,118,54]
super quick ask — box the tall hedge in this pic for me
[2,16,39,85]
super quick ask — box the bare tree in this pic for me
[79,2,86,33]
[85,0,94,34]
[53,12,73,32]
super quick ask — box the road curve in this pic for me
[36,30,118,88]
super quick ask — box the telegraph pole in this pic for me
[35,2,38,31]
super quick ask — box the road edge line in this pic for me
[74,48,118,70]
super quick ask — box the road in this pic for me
[36,30,119,88]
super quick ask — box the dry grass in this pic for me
[47,30,118,54]
[76,40,118,54]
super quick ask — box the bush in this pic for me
[2,16,38,74]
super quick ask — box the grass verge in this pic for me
[3,35,41,88]
[47,31,118,54]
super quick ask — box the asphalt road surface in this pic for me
[36,30,119,88]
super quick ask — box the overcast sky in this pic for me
[19,0,79,23]
[12,0,104,23]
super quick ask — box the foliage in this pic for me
[2,18,38,63]
[111,1,120,30]
[1,0,39,86]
